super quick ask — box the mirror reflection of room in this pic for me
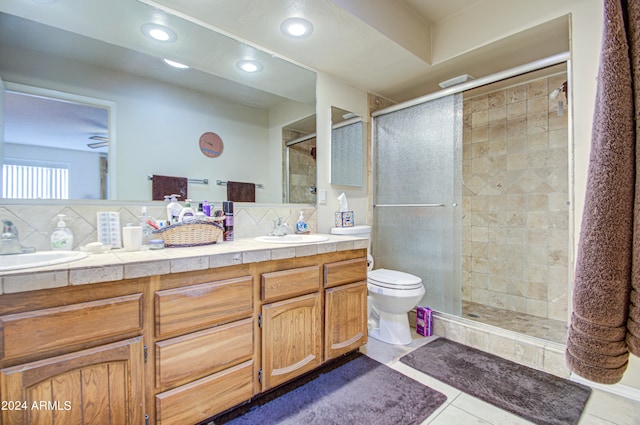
[3,88,110,200]
[282,114,316,204]
[331,106,363,187]
[0,2,316,203]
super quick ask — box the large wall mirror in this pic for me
[331,106,363,187]
[0,0,316,203]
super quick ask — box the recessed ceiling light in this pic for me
[280,17,313,38]
[141,23,177,43]
[163,58,189,69]
[236,60,263,73]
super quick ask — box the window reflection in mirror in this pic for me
[283,115,316,204]
[2,87,110,200]
[331,106,363,187]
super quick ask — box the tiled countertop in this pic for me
[0,234,368,294]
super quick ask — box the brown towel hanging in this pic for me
[151,175,188,201]
[227,181,256,202]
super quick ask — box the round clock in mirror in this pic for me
[199,132,224,158]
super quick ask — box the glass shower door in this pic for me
[373,95,462,315]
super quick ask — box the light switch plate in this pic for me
[318,189,327,204]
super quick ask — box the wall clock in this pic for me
[199,132,224,158]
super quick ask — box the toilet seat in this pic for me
[368,268,423,290]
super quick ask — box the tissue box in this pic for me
[416,306,433,337]
[334,211,354,227]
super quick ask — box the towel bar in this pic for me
[147,175,209,185]
[216,180,264,189]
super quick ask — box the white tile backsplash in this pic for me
[1,203,318,252]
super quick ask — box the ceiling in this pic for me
[146,0,569,101]
[0,0,569,153]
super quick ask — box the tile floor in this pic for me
[361,333,640,425]
[462,301,568,344]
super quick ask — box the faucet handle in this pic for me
[2,220,17,236]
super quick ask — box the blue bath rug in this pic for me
[400,338,592,425]
[217,353,447,425]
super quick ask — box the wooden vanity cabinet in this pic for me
[0,248,368,425]
[324,258,368,360]
[152,268,255,425]
[0,279,147,425]
[1,337,145,425]
[260,266,322,391]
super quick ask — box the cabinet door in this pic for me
[261,293,321,390]
[325,281,368,361]
[0,337,145,425]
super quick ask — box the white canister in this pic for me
[122,226,142,251]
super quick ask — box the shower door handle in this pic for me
[373,203,445,208]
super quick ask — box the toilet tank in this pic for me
[331,225,371,251]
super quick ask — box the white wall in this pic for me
[315,72,369,233]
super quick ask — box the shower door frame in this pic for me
[371,51,573,322]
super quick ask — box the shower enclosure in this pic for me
[371,54,571,343]
[372,95,462,315]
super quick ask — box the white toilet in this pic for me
[330,225,425,345]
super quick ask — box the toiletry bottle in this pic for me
[166,194,182,224]
[179,199,196,222]
[50,214,74,251]
[195,203,207,221]
[295,211,309,234]
[223,201,234,241]
[202,200,211,217]
[140,206,151,245]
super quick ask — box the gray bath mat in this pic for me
[218,353,447,425]
[400,338,591,425]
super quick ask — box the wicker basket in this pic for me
[152,219,224,247]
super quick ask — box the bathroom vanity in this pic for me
[0,236,368,425]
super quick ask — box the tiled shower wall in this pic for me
[287,138,317,204]
[0,203,316,251]
[461,73,569,322]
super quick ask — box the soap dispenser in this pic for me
[295,211,309,234]
[50,214,74,251]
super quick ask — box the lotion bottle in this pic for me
[178,199,195,222]
[50,215,74,251]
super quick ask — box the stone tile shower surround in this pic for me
[0,203,317,252]
[461,73,570,322]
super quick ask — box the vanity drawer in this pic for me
[261,265,320,302]
[155,318,253,388]
[0,294,143,360]
[324,258,367,288]
[155,360,254,425]
[155,276,253,338]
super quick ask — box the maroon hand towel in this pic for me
[151,175,188,201]
[227,181,256,202]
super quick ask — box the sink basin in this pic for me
[0,251,88,272]
[255,234,329,244]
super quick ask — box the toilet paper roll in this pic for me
[367,254,374,271]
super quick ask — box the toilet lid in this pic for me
[368,269,423,290]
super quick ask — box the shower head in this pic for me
[549,87,562,99]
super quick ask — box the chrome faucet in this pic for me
[271,217,291,236]
[1,220,35,255]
